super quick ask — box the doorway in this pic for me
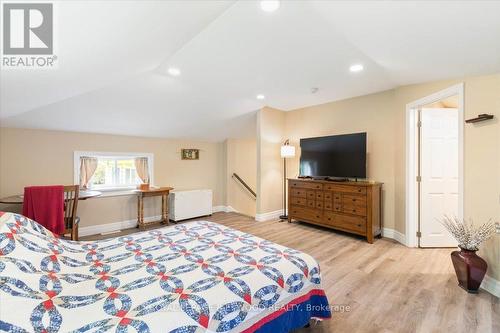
[406,84,464,248]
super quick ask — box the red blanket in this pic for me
[22,185,65,235]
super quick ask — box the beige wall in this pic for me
[225,138,256,216]
[256,107,286,214]
[286,90,397,230]
[392,74,500,280]
[0,128,225,228]
[258,73,499,280]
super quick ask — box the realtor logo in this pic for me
[2,2,57,68]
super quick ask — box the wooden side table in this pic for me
[135,187,173,230]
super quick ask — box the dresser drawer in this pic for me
[324,191,333,200]
[315,191,323,200]
[307,200,315,208]
[342,194,367,207]
[315,201,323,209]
[306,190,316,200]
[291,188,307,198]
[289,181,323,190]
[324,212,367,234]
[289,206,323,223]
[335,185,367,194]
[342,204,367,216]
[290,197,306,206]
[324,201,333,210]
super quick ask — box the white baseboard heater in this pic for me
[169,189,213,222]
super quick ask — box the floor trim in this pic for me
[481,274,500,297]
[79,206,229,237]
[79,217,154,237]
[255,210,282,222]
[212,205,237,213]
[382,228,407,246]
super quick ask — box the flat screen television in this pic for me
[299,132,367,179]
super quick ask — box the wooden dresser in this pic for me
[288,178,382,243]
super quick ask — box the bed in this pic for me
[0,212,331,332]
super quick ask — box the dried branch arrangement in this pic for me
[440,216,496,251]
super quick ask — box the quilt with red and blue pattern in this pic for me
[0,212,331,332]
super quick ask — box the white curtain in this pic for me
[134,157,149,184]
[79,157,98,189]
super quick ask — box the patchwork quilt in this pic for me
[0,212,331,332]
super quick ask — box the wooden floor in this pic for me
[83,212,499,333]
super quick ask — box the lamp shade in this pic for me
[280,144,295,158]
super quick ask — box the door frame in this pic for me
[405,83,464,248]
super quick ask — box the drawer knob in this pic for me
[358,189,361,192]
[352,209,356,213]
[316,215,320,218]
[352,199,357,202]
[327,218,331,221]
[357,224,361,227]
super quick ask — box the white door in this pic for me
[420,108,459,247]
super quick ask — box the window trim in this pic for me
[73,151,154,192]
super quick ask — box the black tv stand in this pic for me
[299,176,351,182]
[325,177,349,182]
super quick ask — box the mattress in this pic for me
[0,212,331,332]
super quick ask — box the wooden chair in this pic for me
[63,185,80,241]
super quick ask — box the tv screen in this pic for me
[299,133,367,178]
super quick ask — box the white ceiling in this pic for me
[1,0,500,141]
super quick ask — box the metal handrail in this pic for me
[232,173,256,198]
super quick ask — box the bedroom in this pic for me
[0,1,499,332]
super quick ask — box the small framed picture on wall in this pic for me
[181,149,200,160]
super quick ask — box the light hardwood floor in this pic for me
[82,212,499,333]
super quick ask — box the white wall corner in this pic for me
[212,205,227,213]
[225,206,237,213]
[255,210,282,222]
[382,228,407,246]
[212,205,237,213]
[480,274,500,297]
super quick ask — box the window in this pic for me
[74,152,154,191]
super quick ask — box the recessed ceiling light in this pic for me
[349,64,364,72]
[167,67,181,76]
[256,94,265,100]
[260,0,280,13]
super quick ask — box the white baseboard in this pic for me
[382,228,407,246]
[79,215,161,237]
[212,205,237,213]
[481,274,500,297]
[80,206,231,237]
[255,210,282,222]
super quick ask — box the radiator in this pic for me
[168,189,213,222]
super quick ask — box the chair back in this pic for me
[63,185,79,240]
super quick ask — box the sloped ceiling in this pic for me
[1,0,500,141]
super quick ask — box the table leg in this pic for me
[137,196,140,228]
[138,195,145,230]
[161,194,168,225]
